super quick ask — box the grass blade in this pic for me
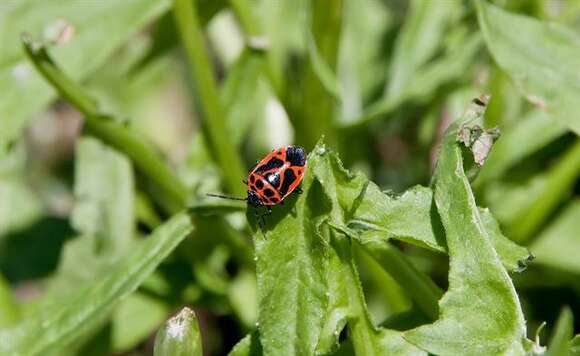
[0,213,193,355]
[173,0,246,195]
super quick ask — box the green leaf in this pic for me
[317,233,426,356]
[254,142,427,355]
[570,335,580,355]
[404,98,530,355]
[531,200,580,274]
[0,212,193,355]
[253,158,328,355]
[477,0,580,135]
[310,143,428,355]
[546,307,573,356]
[326,160,530,272]
[154,307,202,356]
[228,331,262,356]
[0,0,170,154]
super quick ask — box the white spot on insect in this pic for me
[11,63,30,81]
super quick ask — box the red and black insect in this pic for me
[208,146,307,226]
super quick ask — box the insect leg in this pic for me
[293,187,303,195]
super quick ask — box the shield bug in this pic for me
[208,146,307,227]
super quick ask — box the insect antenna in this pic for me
[206,193,247,201]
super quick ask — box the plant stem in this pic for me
[509,138,580,243]
[22,35,186,214]
[173,0,246,195]
[358,240,442,321]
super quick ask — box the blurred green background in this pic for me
[1,0,580,354]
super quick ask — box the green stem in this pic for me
[173,0,246,195]
[509,138,580,243]
[22,35,187,214]
[357,240,442,321]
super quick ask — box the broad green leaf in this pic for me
[531,200,580,274]
[254,142,426,355]
[316,152,530,272]
[317,233,426,356]
[228,331,262,356]
[154,307,202,356]
[386,0,459,96]
[0,0,170,154]
[546,307,573,356]
[309,143,427,355]
[253,156,328,355]
[476,110,567,185]
[0,213,193,355]
[405,98,529,355]
[477,0,580,135]
[479,208,533,273]
[307,147,442,322]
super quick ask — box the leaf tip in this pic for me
[515,252,535,273]
[312,136,328,157]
